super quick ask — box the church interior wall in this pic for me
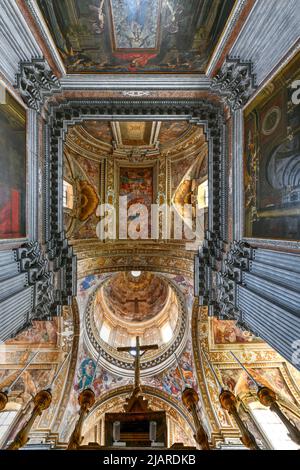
[0,0,300,452]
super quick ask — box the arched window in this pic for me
[63,180,74,210]
[99,322,111,343]
[249,402,300,450]
[0,404,21,448]
[197,180,208,209]
[161,322,173,344]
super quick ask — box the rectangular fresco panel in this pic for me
[119,121,152,145]
[212,318,263,345]
[36,0,235,73]
[0,91,26,239]
[110,0,160,50]
[244,52,300,240]
[119,166,153,236]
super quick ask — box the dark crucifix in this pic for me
[117,336,158,393]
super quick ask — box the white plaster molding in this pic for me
[206,0,249,76]
[24,0,66,76]
[229,0,300,86]
[60,74,212,91]
[0,0,42,85]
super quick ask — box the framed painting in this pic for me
[243,52,300,241]
[0,90,26,240]
[117,162,157,239]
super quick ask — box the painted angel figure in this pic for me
[164,0,184,34]
[89,0,105,34]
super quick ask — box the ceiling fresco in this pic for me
[118,121,153,145]
[73,120,198,147]
[82,120,113,143]
[159,121,191,145]
[36,0,235,73]
[102,271,169,322]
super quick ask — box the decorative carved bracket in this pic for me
[15,241,55,318]
[196,231,226,305]
[216,240,254,318]
[211,57,257,111]
[17,59,61,112]
[15,239,76,319]
[46,232,77,308]
[197,236,256,330]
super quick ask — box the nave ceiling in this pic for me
[36,0,235,74]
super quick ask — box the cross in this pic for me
[117,336,158,392]
[126,297,148,314]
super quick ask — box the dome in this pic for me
[84,271,188,376]
[102,271,169,322]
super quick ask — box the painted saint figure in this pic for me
[77,358,96,390]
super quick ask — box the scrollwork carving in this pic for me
[211,57,257,111]
[17,59,61,112]
[197,236,256,331]
[15,241,55,319]
[15,239,76,320]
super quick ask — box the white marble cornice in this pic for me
[60,74,212,91]
[0,0,43,85]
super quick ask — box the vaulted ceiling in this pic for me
[36,0,235,74]
[63,118,208,249]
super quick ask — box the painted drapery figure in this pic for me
[0,91,26,239]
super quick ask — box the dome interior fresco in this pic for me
[89,271,182,352]
[102,271,168,322]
